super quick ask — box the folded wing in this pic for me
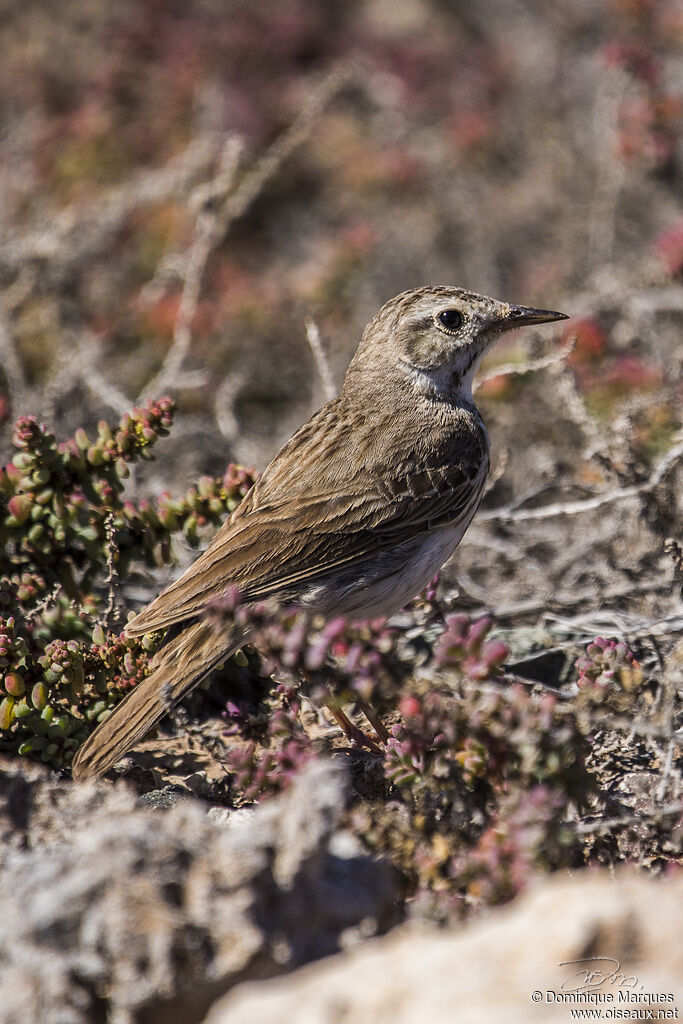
[126,455,487,637]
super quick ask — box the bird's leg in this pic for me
[325,700,383,755]
[358,700,390,743]
[300,664,383,753]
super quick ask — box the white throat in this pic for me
[401,335,496,402]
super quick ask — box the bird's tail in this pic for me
[72,619,238,781]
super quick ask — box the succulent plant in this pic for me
[205,594,594,916]
[225,685,317,803]
[575,637,643,692]
[0,401,257,768]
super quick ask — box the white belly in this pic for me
[301,525,467,620]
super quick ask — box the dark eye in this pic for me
[437,309,463,331]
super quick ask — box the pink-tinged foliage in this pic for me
[353,677,591,917]
[434,613,509,680]
[603,37,681,171]
[604,41,660,87]
[566,318,608,366]
[206,595,592,913]
[654,220,683,277]
[207,590,401,708]
[575,636,642,692]
[225,685,316,802]
[605,356,662,392]
[449,785,571,908]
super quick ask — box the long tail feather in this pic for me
[72,620,238,780]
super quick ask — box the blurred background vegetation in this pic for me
[1,0,681,628]
[0,0,680,452]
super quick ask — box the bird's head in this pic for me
[346,286,568,399]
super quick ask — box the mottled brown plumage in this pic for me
[72,286,566,779]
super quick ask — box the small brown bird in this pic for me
[72,286,567,779]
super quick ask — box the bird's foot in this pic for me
[358,699,390,743]
[326,702,384,754]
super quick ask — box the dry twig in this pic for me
[3,136,220,279]
[140,66,353,401]
[473,440,683,526]
[473,336,575,391]
[573,803,682,835]
[304,319,337,403]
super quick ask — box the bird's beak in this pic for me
[500,304,569,331]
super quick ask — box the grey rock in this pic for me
[205,869,683,1024]
[206,806,255,829]
[137,785,190,811]
[0,757,399,1024]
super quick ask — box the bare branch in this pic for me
[73,333,132,416]
[551,361,604,458]
[656,740,677,803]
[627,285,683,315]
[102,513,120,626]
[214,66,353,229]
[304,319,337,403]
[3,135,220,279]
[453,577,676,623]
[0,302,28,408]
[140,136,245,400]
[573,803,683,835]
[140,66,353,401]
[483,446,509,496]
[473,440,683,526]
[563,283,683,321]
[214,370,245,442]
[542,609,683,643]
[473,336,575,391]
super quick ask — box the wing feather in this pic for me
[126,456,488,637]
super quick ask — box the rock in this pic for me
[138,785,192,810]
[0,757,399,1024]
[205,870,683,1024]
[0,753,139,856]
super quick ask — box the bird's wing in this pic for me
[126,455,488,637]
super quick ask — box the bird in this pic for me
[72,286,567,779]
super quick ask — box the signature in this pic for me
[559,958,640,993]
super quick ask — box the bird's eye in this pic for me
[436,309,463,332]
